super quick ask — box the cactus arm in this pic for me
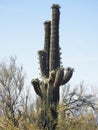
[49,70,55,83]
[61,67,74,85]
[44,21,51,77]
[54,68,64,87]
[31,78,42,98]
[38,50,47,77]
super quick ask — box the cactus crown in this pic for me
[44,21,51,25]
[52,4,60,9]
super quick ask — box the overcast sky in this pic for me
[0,0,98,92]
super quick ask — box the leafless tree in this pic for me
[0,57,25,127]
[60,83,97,118]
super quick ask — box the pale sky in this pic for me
[0,0,98,92]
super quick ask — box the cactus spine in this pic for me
[31,4,74,130]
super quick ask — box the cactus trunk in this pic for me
[49,4,60,71]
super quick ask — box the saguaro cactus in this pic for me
[31,4,74,130]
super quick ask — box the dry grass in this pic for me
[0,107,97,130]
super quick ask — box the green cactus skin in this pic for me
[31,4,73,130]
